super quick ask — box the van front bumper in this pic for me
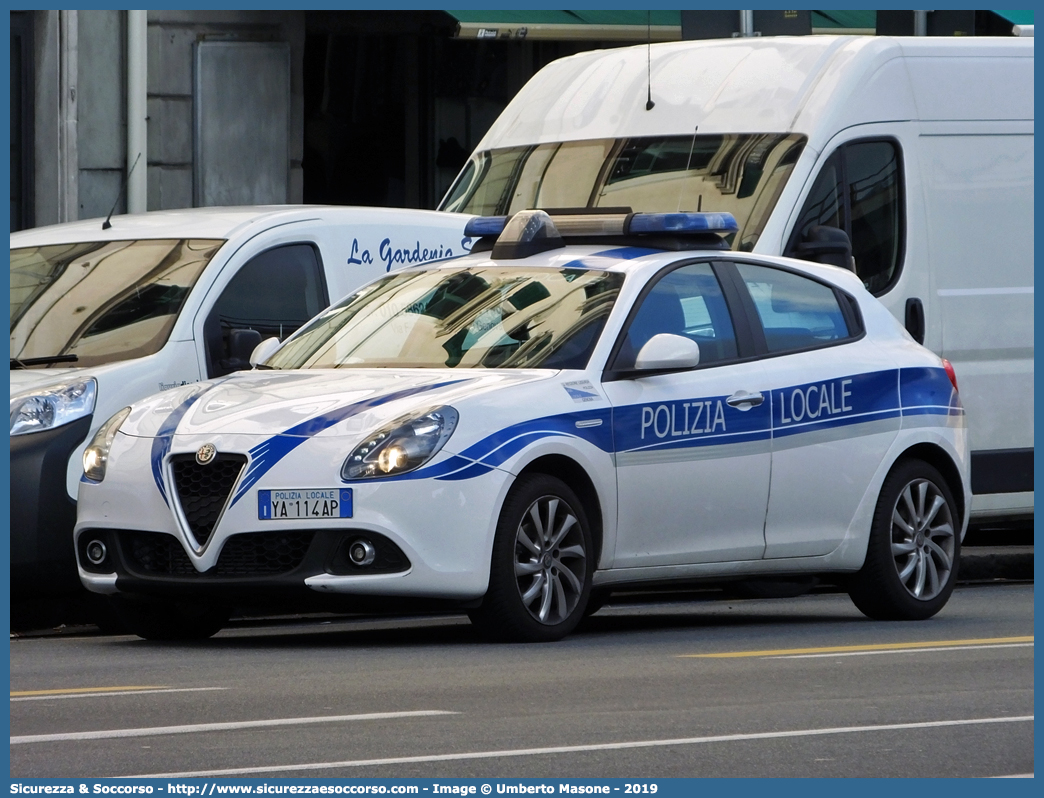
[10,415,93,598]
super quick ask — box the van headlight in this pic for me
[10,378,97,436]
[342,407,459,480]
[82,407,132,482]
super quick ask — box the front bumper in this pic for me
[11,415,93,598]
[75,431,511,604]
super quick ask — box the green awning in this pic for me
[446,10,876,40]
[991,10,1034,25]
[812,10,876,33]
[447,10,1030,41]
[447,10,683,41]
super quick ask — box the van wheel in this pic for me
[469,475,592,642]
[848,459,960,620]
[110,597,231,641]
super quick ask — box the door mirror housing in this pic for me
[249,336,282,368]
[221,328,263,372]
[795,225,855,271]
[634,334,701,372]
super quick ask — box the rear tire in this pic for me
[110,597,230,641]
[469,474,593,642]
[848,459,960,621]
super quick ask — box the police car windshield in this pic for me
[10,239,224,368]
[439,134,805,252]
[267,266,624,371]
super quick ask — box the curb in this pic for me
[959,546,1034,582]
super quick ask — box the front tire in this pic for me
[848,459,960,620]
[110,597,231,641]
[469,474,593,642]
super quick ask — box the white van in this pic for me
[439,36,1033,527]
[10,205,472,601]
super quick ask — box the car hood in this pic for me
[9,366,84,396]
[118,368,555,440]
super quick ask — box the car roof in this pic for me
[421,241,868,296]
[9,205,464,247]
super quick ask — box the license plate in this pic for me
[258,488,353,520]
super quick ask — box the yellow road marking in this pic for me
[680,636,1034,659]
[10,686,168,697]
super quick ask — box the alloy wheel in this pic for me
[890,478,956,601]
[512,494,587,625]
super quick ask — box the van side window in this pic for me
[788,140,903,296]
[735,262,854,355]
[204,244,327,377]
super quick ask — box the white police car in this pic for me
[74,209,969,641]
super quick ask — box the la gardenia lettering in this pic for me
[641,399,726,440]
[346,236,468,272]
[778,379,853,425]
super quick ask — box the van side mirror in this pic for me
[795,225,855,272]
[222,328,263,372]
[249,336,282,367]
[634,334,700,372]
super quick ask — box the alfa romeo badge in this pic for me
[196,442,217,465]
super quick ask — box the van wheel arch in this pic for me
[516,455,604,567]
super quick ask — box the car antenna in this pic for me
[645,12,655,111]
[102,152,142,230]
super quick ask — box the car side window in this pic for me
[787,139,903,295]
[735,262,853,354]
[205,243,327,377]
[612,262,738,370]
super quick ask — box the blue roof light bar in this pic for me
[628,212,738,235]
[463,216,509,238]
[464,210,739,242]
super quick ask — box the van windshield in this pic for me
[439,134,805,252]
[10,239,224,368]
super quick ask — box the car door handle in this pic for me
[727,390,764,410]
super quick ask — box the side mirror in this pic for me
[795,225,855,271]
[249,336,282,368]
[634,334,700,372]
[220,329,263,372]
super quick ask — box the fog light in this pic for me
[348,539,376,567]
[85,540,108,565]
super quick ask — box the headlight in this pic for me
[342,406,459,480]
[10,378,97,436]
[82,407,132,482]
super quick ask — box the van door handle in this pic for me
[727,390,764,410]
[905,297,926,345]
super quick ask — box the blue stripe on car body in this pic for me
[150,390,206,506]
[362,409,615,484]
[559,247,659,271]
[372,367,961,483]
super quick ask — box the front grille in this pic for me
[171,453,247,544]
[123,531,196,576]
[216,531,315,575]
[120,530,316,577]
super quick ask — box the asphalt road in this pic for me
[10,583,1033,779]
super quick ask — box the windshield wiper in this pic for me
[11,355,80,370]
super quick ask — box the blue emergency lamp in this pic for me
[464,210,738,240]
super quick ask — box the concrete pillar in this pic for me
[127,10,148,213]
[739,10,755,37]
[58,10,78,222]
[914,11,928,36]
